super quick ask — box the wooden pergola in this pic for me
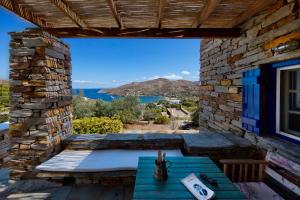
[1,0,275,38]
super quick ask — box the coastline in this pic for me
[72,88,165,104]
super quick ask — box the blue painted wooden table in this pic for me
[133,157,246,200]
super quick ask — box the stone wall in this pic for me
[8,29,72,179]
[199,0,300,136]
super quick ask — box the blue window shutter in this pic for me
[242,68,261,135]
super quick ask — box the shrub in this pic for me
[73,96,96,119]
[154,115,171,124]
[94,100,112,117]
[182,100,198,112]
[114,109,138,124]
[73,117,123,134]
[143,109,161,121]
[145,103,156,109]
[94,96,143,124]
[191,106,200,127]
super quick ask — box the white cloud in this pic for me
[111,80,117,83]
[163,74,183,80]
[73,80,106,85]
[149,75,161,80]
[73,80,92,84]
[181,70,190,75]
[148,73,183,80]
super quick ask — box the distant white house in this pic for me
[165,98,181,104]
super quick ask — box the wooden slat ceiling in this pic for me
[0,0,276,38]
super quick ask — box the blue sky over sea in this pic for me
[0,7,200,88]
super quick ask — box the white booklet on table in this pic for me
[181,173,215,200]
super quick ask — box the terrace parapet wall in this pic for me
[8,29,72,179]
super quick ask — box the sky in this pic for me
[0,7,200,88]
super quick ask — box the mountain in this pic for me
[105,78,199,98]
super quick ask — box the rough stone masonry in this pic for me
[199,0,300,167]
[8,29,72,179]
[199,0,300,136]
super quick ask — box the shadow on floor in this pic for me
[1,168,133,200]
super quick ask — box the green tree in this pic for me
[94,96,142,124]
[114,109,138,124]
[146,103,156,109]
[95,100,112,117]
[143,108,161,121]
[154,115,171,124]
[191,106,200,127]
[182,100,198,112]
[110,96,142,123]
[72,96,96,119]
[157,100,170,107]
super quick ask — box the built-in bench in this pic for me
[36,149,183,184]
[35,133,258,185]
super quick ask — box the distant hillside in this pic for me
[105,78,199,98]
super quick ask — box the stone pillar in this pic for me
[8,29,72,179]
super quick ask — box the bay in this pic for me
[72,89,164,104]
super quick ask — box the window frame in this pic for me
[275,64,300,142]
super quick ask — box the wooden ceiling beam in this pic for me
[227,0,276,27]
[41,28,241,38]
[1,0,52,27]
[106,0,123,28]
[50,0,87,28]
[191,0,221,28]
[156,0,166,28]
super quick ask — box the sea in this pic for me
[72,89,164,104]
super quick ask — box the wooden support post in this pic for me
[232,164,236,181]
[244,164,248,181]
[258,164,264,181]
[224,164,228,176]
[239,164,243,182]
[251,164,256,181]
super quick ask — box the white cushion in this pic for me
[36,149,183,172]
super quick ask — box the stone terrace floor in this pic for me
[0,172,133,200]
